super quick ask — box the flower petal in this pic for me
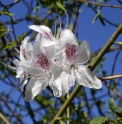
[29,25,51,34]
[24,78,49,101]
[59,29,78,47]
[75,40,90,64]
[76,65,102,89]
[52,78,62,97]
[21,78,28,92]
[53,69,76,97]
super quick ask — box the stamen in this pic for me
[35,53,50,71]
[54,20,57,37]
[58,14,62,34]
[54,59,70,70]
[65,44,77,63]
[42,30,52,41]
[15,54,20,60]
[35,74,50,84]
[14,47,20,53]
[65,11,69,29]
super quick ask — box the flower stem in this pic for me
[51,24,122,124]
[67,92,70,124]
[0,113,10,124]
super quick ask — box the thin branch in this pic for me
[0,0,20,9]
[76,0,122,9]
[51,24,122,124]
[67,92,70,124]
[10,17,17,43]
[98,74,122,81]
[0,113,10,124]
[117,0,122,5]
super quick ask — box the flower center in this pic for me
[35,54,50,70]
[65,44,77,62]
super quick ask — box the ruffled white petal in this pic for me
[76,65,102,89]
[52,77,62,97]
[24,78,49,101]
[75,40,90,64]
[53,68,76,97]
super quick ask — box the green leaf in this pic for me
[68,23,73,31]
[56,1,66,11]
[34,1,40,13]
[61,117,72,121]
[94,0,103,9]
[0,10,14,17]
[0,29,8,37]
[109,98,116,109]
[92,10,100,24]
[114,107,122,118]
[34,5,40,12]
[4,42,16,49]
[59,120,65,124]
[90,116,108,124]
[116,111,122,118]
[99,13,105,26]
[111,120,119,124]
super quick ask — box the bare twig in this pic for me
[98,74,122,81]
[76,0,122,9]
[67,92,70,124]
[0,113,10,124]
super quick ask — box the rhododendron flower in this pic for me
[2,37,33,92]
[23,37,60,101]
[2,19,102,101]
[50,29,102,96]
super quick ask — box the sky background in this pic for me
[0,0,122,123]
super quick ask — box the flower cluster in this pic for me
[4,24,102,101]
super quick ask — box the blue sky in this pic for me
[0,0,122,123]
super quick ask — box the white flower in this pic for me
[3,21,102,101]
[23,25,61,101]
[51,29,102,96]
[2,37,33,92]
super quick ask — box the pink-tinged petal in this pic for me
[20,36,30,60]
[59,29,78,46]
[24,78,49,101]
[29,25,53,41]
[35,53,50,71]
[34,35,56,54]
[65,44,77,63]
[75,40,90,64]
[76,65,102,89]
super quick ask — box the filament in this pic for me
[65,11,69,29]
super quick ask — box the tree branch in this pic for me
[0,113,10,124]
[98,74,122,81]
[51,24,122,124]
[76,0,122,9]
